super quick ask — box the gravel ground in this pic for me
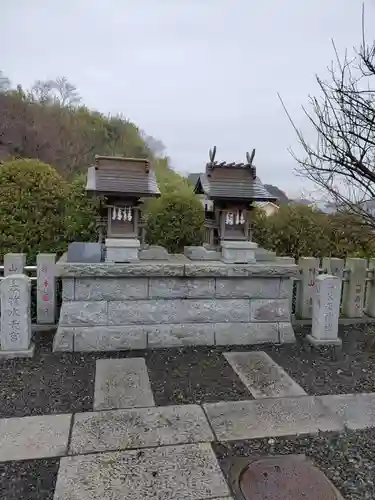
[261,323,375,396]
[144,323,375,406]
[0,331,96,418]
[0,332,252,417]
[0,458,59,500]
[1,324,375,418]
[213,429,375,500]
[146,346,252,406]
[0,331,149,419]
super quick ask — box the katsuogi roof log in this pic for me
[86,155,160,198]
[194,147,277,202]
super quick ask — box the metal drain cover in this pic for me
[238,455,343,499]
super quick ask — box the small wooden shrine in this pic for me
[194,147,277,247]
[86,155,160,242]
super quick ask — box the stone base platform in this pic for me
[54,255,298,352]
[54,322,295,351]
[0,343,35,359]
[305,334,343,348]
[105,238,140,262]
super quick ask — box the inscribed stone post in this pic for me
[321,257,345,279]
[295,257,319,319]
[306,274,341,347]
[322,256,344,306]
[4,253,26,276]
[37,253,56,324]
[342,258,367,318]
[365,258,375,317]
[0,274,34,358]
[277,257,296,315]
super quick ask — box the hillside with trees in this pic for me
[0,73,190,193]
[0,71,375,261]
[0,74,161,178]
[0,73,197,259]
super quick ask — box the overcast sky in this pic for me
[2,1,375,197]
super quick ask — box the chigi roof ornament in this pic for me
[206,146,257,179]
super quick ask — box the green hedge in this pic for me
[0,159,204,260]
[145,192,204,253]
[2,159,373,262]
[0,159,100,262]
[252,204,375,260]
[0,159,70,262]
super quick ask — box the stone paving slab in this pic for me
[54,443,231,500]
[0,413,71,462]
[204,396,344,441]
[224,351,307,399]
[94,357,155,410]
[69,404,214,454]
[319,393,375,430]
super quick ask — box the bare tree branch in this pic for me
[281,6,375,229]
[29,76,81,107]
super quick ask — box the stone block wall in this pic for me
[54,259,298,351]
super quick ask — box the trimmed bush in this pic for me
[252,203,375,259]
[145,192,204,253]
[0,159,101,262]
[0,158,69,262]
[64,173,99,243]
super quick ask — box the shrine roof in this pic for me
[194,164,277,202]
[86,155,160,197]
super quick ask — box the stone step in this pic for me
[54,443,231,500]
[2,392,375,466]
[69,404,214,455]
[318,393,375,430]
[224,351,307,399]
[94,357,155,410]
[204,396,344,441]
[0,413,71,463]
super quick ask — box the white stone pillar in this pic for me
[0,274,34,358]
[278,257,296,315]
[4,253,26,276]
[306,274,341,347]
[321,257,345,279]
[342,258,367,318]
[295,257,319,319]
[36,253,56,324]
[365,258,375,317]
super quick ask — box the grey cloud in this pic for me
[2,0,374,197]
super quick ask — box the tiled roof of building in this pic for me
[195,173,277,201]
[86,155,160,197]
[193,147,277,202]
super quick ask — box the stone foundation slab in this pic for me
[54,257,298,351]
[105,238,140,263]
[54,322,294,351]
[0,343,35,359]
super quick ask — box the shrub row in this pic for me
[0,158,373,261]
[0,159,203,260]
